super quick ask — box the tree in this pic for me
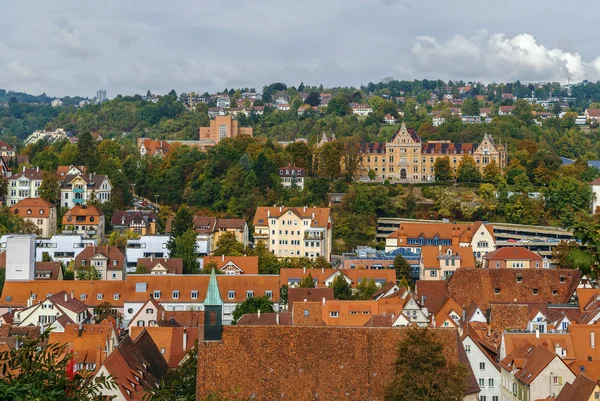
[298,273,316,288]
[280,285,288,307]
[76,265,100,280]
[135,263,147,274]
[384,328,467,401]
[325,96,350,116]
[368,169,376,181]
[460,98,479,116]
[544,176,592,226]
[0,330,116,400]
[200,261,219,274]
[355,278,378,300]
[567,220,600,279]
[108,230,140,250]
[552,241,579,269]
[94,302,124,325]
[434,157,452,181]
[76,132,98,170]
[393,254,411,281]
[331,273,353,300]
[231,296,274,324]
[38,171,60,203]
[255,242,281,274]
[167,205,194,256]
[313,256,331,269]
[304,92,321,107]
[456,156,481,182]
[213,232,245,256]
[42,252,53,262]
[173,229,199,274]
[482,159,501,184]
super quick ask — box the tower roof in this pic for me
[204,269,223,306]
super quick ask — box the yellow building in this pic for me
[357,123,506,182]
[198,115,252,149]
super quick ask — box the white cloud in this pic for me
[51,17,96,59]
[412,31,600,83]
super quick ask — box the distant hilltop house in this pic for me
[585,108,600,124]
[24,128,74,146]
[0,140,15,157]
[279,165,305,190]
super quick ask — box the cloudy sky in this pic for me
[1,0,600,98]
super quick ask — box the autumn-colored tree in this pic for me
[434,156,453,181]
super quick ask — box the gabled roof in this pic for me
[60,173,110,190]
[10,198,55,217]
[237,312,292,326]
[420,245,476,269]
[484,247,543,262]
[555,373,598,401]
[137,257,183,275]
[414,280,449,315]
[278,268,396,289]
[387,221,492,243]
[586,108,600,117]
[253,206,331,228]
[111,210,157,227]
[48,323,113,366]
[56,165,86,178]
[48,290,88,314]
[214,218,247,230]
[203,256,258,275]
[130,326,198,368]
[100,332,168,401]
[9,167,43,181]
[62,205,103,225]
[447,268,580,310]
[75,245,124,270]
[499,341,558,384]
[34,261,62,280]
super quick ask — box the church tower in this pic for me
[203,268,223,341]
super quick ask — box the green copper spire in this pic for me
[204,268,223,306]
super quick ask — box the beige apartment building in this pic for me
[253,206,333,261]
[357,123,506,182]
[198,115,252,149]
[10,198,57,238]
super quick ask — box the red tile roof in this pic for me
[10,198,55,217]
[253,206,331,228]
[137,257,183,274]
[484,247,543,262]
[555,373,598,401]
[499,341,558,384]
[203,256,258,275]
[74,245,125,271]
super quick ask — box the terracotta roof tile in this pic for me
[415,280,449,315]
[253,206,331,228]
[287,287,334,311]
[203,256,258,275]
[447,268,580,310]
[10,198,55,217]
[137,257,183,274]
[237,312,292,326]
[555,373,598,401]
[421,245,476,269]
[130,326,197,368]
[279,268,396,289]
[485,247,543,262]
[75,245,124,271]
[111,210,157,227]
[499,341,558,384]
[62,205,103,225]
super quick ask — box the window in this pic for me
[465,345,471,353]
[496,262,500,268]
[492,397,498,401]
[303,309,309,316]
[494,288,500,295]
[532,288,538,295]
[80,294,87,300]
[153,290,161,299]
[516,276,522,283]
[191,290,198,299]
[265,290,273,299]
[479,362,485,370]
[113,294,120,301]
[146,308,154,314]
[330,311,339,318]
[172,290,180,299]
[430,270,437,277]
[228,290,235,300]
[479,379,485,387]
[488,378,494,387]
[246,290,254,299]
[97,294,103,300]
[479,396,486,401]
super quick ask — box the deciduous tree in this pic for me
[231,296,274,324]
[434,156,452,181]
[456,156,481,182]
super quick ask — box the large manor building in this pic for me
[357,123,506,182]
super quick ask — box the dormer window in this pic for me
[516,276,522,283]
[494,288,500,295]
[90,217,95,222]
[27,209,32,215]
[560,276,566,283]
[39,209,44,215]
[532,288,538,295]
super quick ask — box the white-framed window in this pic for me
[146,308,154,314]
[191,290,198,299]
[228,291,235,300]
[479,362,485,370]
[97,294,103,300]
[172,290,180,299]
[246,290,254,299]
[80,294,87,300]
[465,345,471,353]
[488,378,494,387]
[113,294,120,300]
[265,290,272,299]
[478,378,485,387]
[153,290,161,299]
[330,311,338,318]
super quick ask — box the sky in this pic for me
[1,0,600,98]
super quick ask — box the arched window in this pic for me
[27,209,32,215]
[39,209,44,215]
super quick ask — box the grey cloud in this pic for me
[1,1,600,97]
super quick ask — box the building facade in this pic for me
[6,167,43,206]
[357,123,506,183]
[59,173,112,209]
[198,115,252,149]
[62,205,105,243]
[253,206,333,261]
[74,245,125,281]
[279,165,305,190]
[10,198,57,238]
[111,210,158,235]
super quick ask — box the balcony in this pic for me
[304,232,324,240]
[254,232,269,240]
[73,188,85,193]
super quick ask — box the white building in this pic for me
[31,234,97,264]
[23,128,71,146]
[51,98,63,107]
[252,206,333,261]
[463,334,501,401]
[279,165,305,190]
[13,291,90,327]
[59,173,112,208]
[6,167,43,206]
[4,234,36,282]
[216,96,230,109]
[351,104,373,117]
[125,235,170,271]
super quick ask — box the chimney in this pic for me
[312,212,315,219]
[304,298,307,302]
[64,293,68,302]
[36,166,39,172]
[279,206,283,212]
[150,255,153,262]
[70,290,74,299]
[303,206,307,213]
[276,314,280,325]
[462,305,466,322]
[257,309,261,318]
[592,332,596,349]
[535,328,540,339]
[78,323,83,337]
[432,314,436,327]
[303,267,306,274]
[267,210,270,218]
[89,173,92,180]
[22,166,25,172]
[322,297,326,305]
[161,311,165,321]
[222,255,225,262]
[421,295,426,305]
[321,267,324,274]
[183,328,188,351]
